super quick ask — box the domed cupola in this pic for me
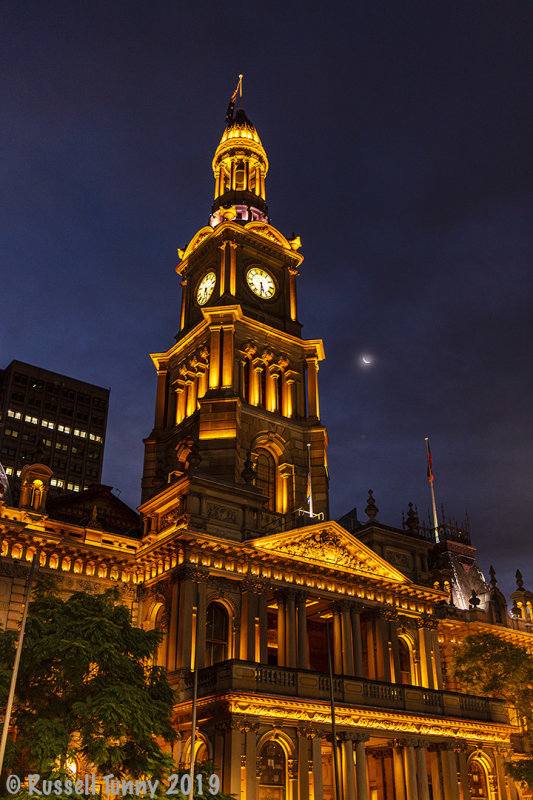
[210,106,269,226]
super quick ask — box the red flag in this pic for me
[425,438,434,483]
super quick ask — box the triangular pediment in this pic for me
[251,521,410,584]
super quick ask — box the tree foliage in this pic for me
[452,632,533,789]
[0,579,176,781]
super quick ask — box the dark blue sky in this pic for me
[2,2,532,600]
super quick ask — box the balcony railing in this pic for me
[178,659,505,724]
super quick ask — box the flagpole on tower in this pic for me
[425,437,440,543]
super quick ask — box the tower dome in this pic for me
[210,107,269,226]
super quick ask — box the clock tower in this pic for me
[141,104,328,538]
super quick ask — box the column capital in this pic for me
[176,563,210,584]
[380,603,399,621]
[242,577,270,595]
[416,613,440,630]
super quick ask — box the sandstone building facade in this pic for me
[1,104,532,800]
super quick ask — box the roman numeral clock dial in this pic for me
[246,267,275,299]
[196,271,216,305]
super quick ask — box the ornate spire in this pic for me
[516,569,524,590]
[211,103,269,226]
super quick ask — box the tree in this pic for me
[0,578,176,781]
[453,632,533,789]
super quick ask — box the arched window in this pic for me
[468,758,490,800]
[258,740,286,800]
[205,602,229,666]
[256,449,276,511]
[398,638,413,685]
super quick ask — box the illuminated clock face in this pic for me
[246,267,275,299]
[197,272,216,305]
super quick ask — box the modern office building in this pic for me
[0,360,108,497]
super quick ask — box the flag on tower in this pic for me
[225,76,242,124]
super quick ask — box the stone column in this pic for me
[332,604,343,674]
[297,730,311,800]
[289,266,298,322]
[417,617,435,689]
[244,722,259,800]
[154,367,168,428]
[228,241,237,295]
[455,742,471,800]
[221,324,234,389]
[432,634,444,689]
[365,614,377,679]
[277,592,286,667]
[416,740,430,800]
[240,582,257,662]
[311,733,323,800]
[286,590,297,668]
[440,744,461,800]
[389,615,401,684]
[208,325,221,389]
[341,601,355,676]
[341,736,356,800]
[494,749,511,800]
[354,735,369,800]
[218,242,227,296]
[375,611,391,682]
[258,590,268,664]
[176,574,196,670]
[404,740,419,800]
[351,603,365,677]
[196,580,207,668]
[392,740,406,800]
[306,356,320,419]
[297,591,309,669]
[429,747,443,800]
[222,720,242,797]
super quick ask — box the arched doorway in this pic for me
[258,740,286,800]
[468,757,491,799]
[205,602,229,666]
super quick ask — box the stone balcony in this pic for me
[175,659,508,725]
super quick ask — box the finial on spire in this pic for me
[365,489,378,521]
[516,569,524,590]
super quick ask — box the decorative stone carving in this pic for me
[207,503,237,524]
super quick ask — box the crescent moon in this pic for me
[362,356,371,364]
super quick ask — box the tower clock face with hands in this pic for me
[197,271,216,305]
[246,267,275,299]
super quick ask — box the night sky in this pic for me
[2,2,532,600]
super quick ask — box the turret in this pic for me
[210,107,269,226]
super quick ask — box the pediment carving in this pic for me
[253,522,409,583]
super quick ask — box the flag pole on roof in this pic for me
[225,75,243,124]
[425,437,440,543]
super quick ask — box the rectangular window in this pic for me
[5,466,14,476]
[57,424,71,434]
[74,429,87,439]
[24,415,38,425]
[41,419,55,429]
[50,478,64,488]
[5,429,18,438]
